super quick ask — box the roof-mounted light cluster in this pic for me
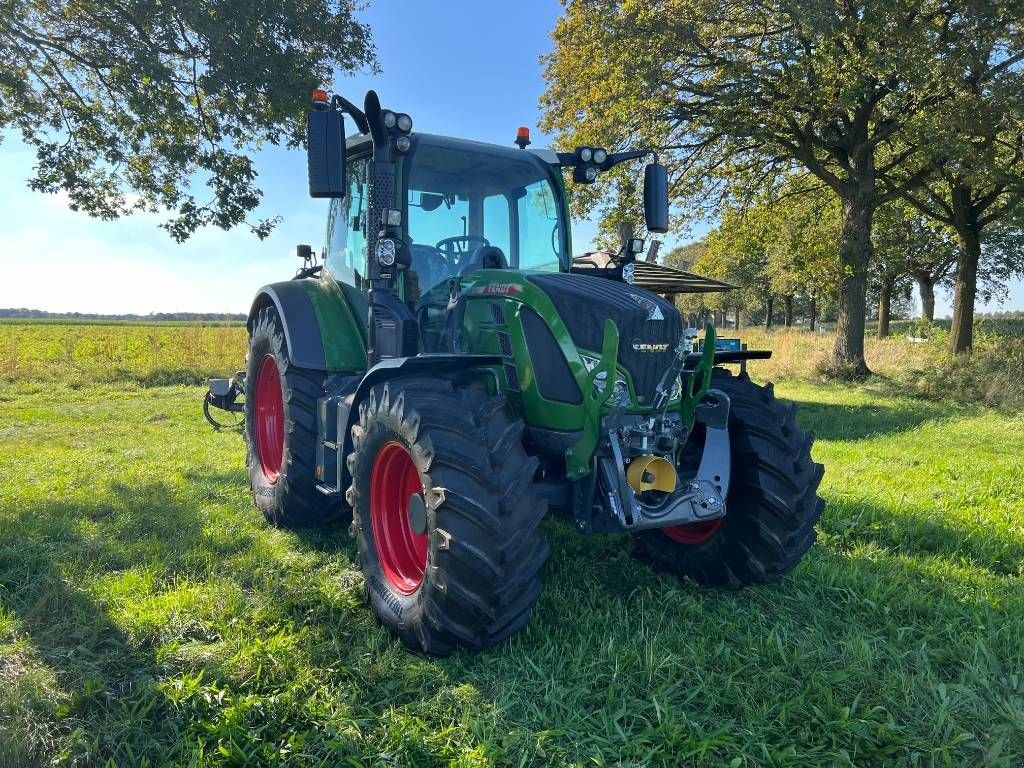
[382,110,414,152]
[573,146,609,184]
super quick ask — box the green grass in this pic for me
[1,376,1022,766]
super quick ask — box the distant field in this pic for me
[0,321,247,386]
[3,317,1023,404]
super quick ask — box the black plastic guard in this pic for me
[248,281,327,370]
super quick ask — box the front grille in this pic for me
[498,331,513,357]
[490,302,506,325]
[528,273,681,404]
[503,362,520,390]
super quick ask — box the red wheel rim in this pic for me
[662,423,723,544]
[662,518,723,544]
[254,354,285,483]
[370,442,428,595]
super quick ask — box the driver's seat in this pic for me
[458,245,508,276]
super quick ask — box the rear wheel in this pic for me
[245,306,342,527]
[634,369,824,587]
[346,378,548,655]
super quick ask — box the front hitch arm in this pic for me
[566,319,619,480]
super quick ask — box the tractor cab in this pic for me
[323,132,570,353]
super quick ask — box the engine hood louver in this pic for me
[571,258,735,294]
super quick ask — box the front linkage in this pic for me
[571,323,732,535]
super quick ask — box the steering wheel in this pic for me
[436,235,490,268]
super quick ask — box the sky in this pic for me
[0,0,1020,316]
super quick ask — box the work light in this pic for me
[383,110,397,129]
[376,238,397,266]
[593,148,607,164]
[396,113,413,132]
[579,147,593,162]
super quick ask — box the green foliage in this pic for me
[2,367,1023,765]
[541,0,972,217]
[0,0,375,240]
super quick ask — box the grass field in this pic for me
[1,323,1023,766]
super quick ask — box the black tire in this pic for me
[634,368,824,587]
[346,377,548,655]
[244,306,342,528]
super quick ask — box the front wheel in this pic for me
[346,378,548,655]
[634,369,824,587]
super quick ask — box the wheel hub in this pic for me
[370,442,428,594]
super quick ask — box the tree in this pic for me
[700,208,775,329]
[763,185,841,331]
[542,0,1015,376]
[871,202,955,336]
[1,0,375,240]
[878,9,1024,352]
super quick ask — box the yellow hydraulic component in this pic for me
[626,455,677,494]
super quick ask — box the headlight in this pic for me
[594,370,628,401]
[376,238,397,266]
[382,110,397,129]
[622,262,636,284]
[579,147,593,162]
[395,135,411,152]
[584,166,597,182]
[396,113,413,132]
[593,148,607,164]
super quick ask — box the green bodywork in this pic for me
[299,272,368,372]
[292,262,716,479]
[284,122,721,478]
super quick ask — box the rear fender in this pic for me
[248,274,367,372]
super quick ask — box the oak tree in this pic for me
[1,0,375,240]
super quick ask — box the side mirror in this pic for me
[643,162,669,233]
[307,109,346,198]
[419,192,444,212]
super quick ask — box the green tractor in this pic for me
[205,89,824,655]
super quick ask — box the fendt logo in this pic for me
[631,339,670,353]
[472,283,521,296]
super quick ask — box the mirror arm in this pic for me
[552,148,657,170]
[330,94,369,134]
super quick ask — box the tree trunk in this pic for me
[764,297,774,329]
[915,273,936,321]
[784,295,794,327]
[831,189,874,376]
[877,279,892,339]
[809,296,817,331]
[950,225,981,354]
[734,307,741,330]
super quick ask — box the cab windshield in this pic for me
[405,138,567,293]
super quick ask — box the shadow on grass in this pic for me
[0,474,374,766]
[793,396,950,441]
[0,484,207,766]
[822,496,1024,577]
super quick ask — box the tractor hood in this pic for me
[526,273,682,406]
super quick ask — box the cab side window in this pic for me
[325,156,369,288]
